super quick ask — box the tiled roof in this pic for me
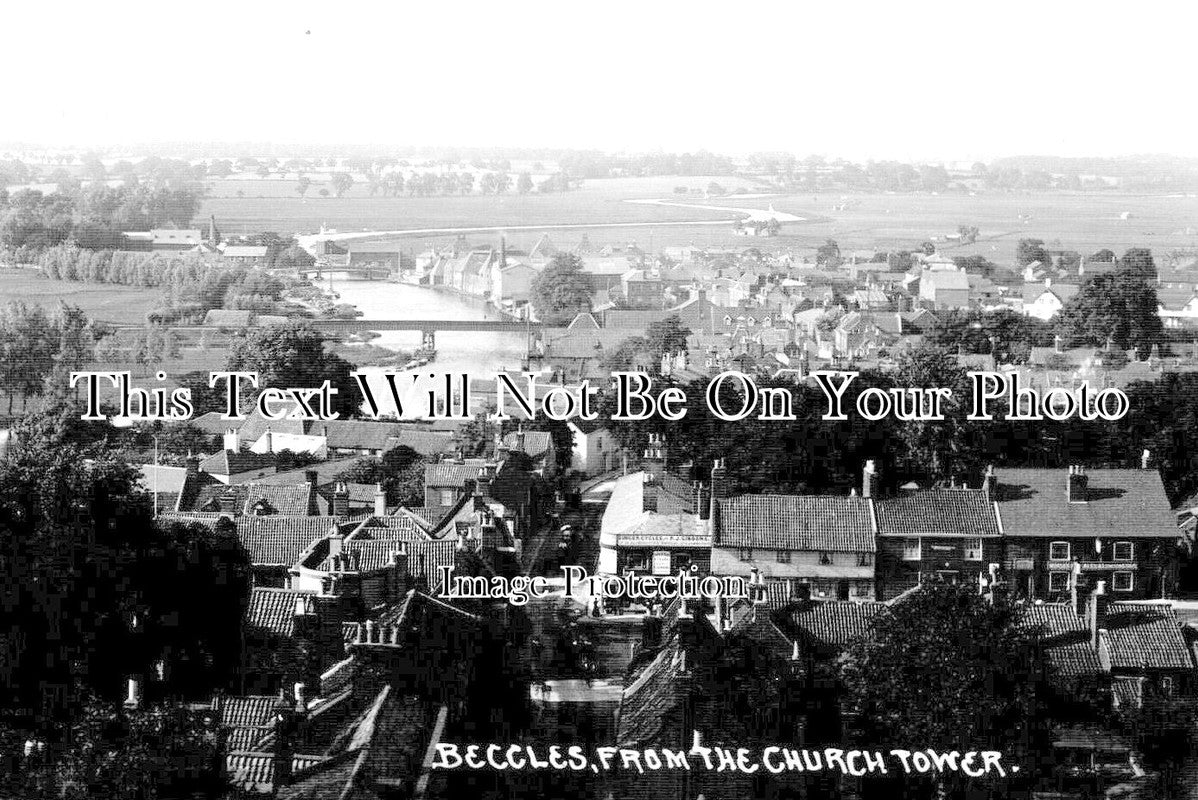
[239,516,339,566]
[425,459,486,487]
[875,490,1000,537]
[247,587,316,637]
[502,430,553,459]
[275,752,364,800]
[241,482,317,517]
[785,601,885,649]
[995,468,1178,539]
[1104,602,1193,670]
[226,726,274,751]
[1111,676,1144,709]
[319,539,457,577]
[219,695,279,728]
[616,645,688,749]
[728,611,795,660]
[387,428,456,457]
[715,495,876,552]
[1016,603,1103,678]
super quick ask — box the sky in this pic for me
[7,0,1197,161]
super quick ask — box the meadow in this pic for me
[201,176,1198,266]
[0,268,163,324]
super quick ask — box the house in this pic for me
[501,427,556,473]
[994,465,1180,600]
[833,311,903,359]
[222,245,270,266]
[150,229,204,250]
[567,418,620,476]
[198,438,276,484]
[1022,279,1080,321]
[1157,287,1198,329]
[710,491,877,601]
[490,260,538,308]
[239,586,345,695]
[918,267,971,309]
[621,268,665,307]
[597,438,710,579]
[873,464,1002,600]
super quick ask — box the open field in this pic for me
[0,268,164,324]
[202,177,1198,265]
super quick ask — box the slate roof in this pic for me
[318,420,406,452]
[1104,602,1193,670]
[185,482,250,514]
[715,495,876,552]
[247,587,317,637]
[874,489,1001,537]
[994,468,1178,539]
[199,449,275,479]
[239,516,340,566]
[386,427,457,457]
[785,601,885,649]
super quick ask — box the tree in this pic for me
[840,582,1048,798]
[644,314,691,360]
[330,172,353,198]
[892,346,984,480]
[816,238,841,267]
[1090,248,1116,263]
[529,253,593,325]
[225,322,361,417]
[1016,237,1051,267]
[1056,268,1163,357]
[1120,247,1156,280]
[296,176,311,198]
[0,437,250,738]
[516,172,534,195]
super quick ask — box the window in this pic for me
[776,551,792,564]
[819,552,833,566]
[1114,541,1134,561]
[738,548,754,562]
[437,488,456,506]
[1113,571,1134,592]
[1160,676,1175,698]
[1049,541,1070,561]
[858,552,874,567]
[901,538,921,561]
[1048,572,1068,592]
[963,537,983,561]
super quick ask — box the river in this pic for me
[326,273,529,417]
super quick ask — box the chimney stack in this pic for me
[223,428,240,453]
[1066,465,1088,503]
[1087,580,1108,650]
[862,460,880,499]
[124,676,142,711]
[332,481,349,518]
[1141,449,1151,470]
[981,464,995,501]
[1053,334,1062,354]
[328,523,344,559]
[694,482,711,521]
[642,472,658,513]
[374,483,387,516]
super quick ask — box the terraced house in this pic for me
[994,465,1180,600]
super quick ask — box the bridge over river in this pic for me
[97,317,543,351]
